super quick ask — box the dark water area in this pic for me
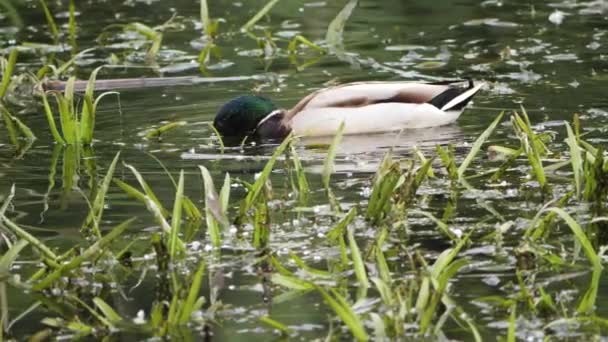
[1,0,608,340]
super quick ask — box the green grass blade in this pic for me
[56,78,77,144]
[123,163,169,216]
[33,218,135,290]
[54,47,97,77]
[242,0,281,31]
[178,259,205,323]
[92,298,122,323]
[0,1,22,27]
[327,207,357,242]
[39,0,59,42]
[0,240,28,278]
[208,123,225,153]
[68,0,77,52]
[316,286,368,341]
[199,165,225,247]
[80,67,103,144]
[260,316,292,335]
[82,152,120,236]
[169,171,184,258]
[545,208,600,267]
[0,216,58,261]
[220,173,231,213]
[436,144,458,181]
[512,112,547,189]
[10,113,36,141]
[412,210,458,241]
[290,144,309,204]
[41,91,65,144]
[507,303,516,342]
[0,49,18,99]
[366,155,402,224]
[578,262,602,314]
[457,111,504,179]
[113,179,169,218]
[322,121,345,190]
[271,273,314,291]
[145,121,187,140]
[1,105,19,146]
[565,121,583,198]
[347,228,369,289]
[289,253,332,278]
[239,135,292,218]
[326,0,358,51]
[200,0,215,36]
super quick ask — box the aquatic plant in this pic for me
[1,50,36,152]
[41,67,119,145]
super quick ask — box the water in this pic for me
[1,0,608,340]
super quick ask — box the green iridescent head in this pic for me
[213,95,278,139]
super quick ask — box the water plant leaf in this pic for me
[200,0,210,34]
[457,111,504,179]
[411,210,458,241]
[290,253,332,278]
[1,215,58,262]
[545,208,600,267]
[259,316,292,335]
[33,218,135,290]
[565,121,583,198]
[82,152,121,236]
[169,171,184,258]
[239,135,291,219]
[0,0,22,27]
[178,259,206,323]
[123,163,169,217]
[290,144,309,204]
[288,35,325,55]
[436,145,458,181]
[347,227,369,290]
[326,0,358,51]
[1,105,19,146]
[512,111,547,190]
[366,153,402,224]
[145,121,187,140]
[322,122,345,190]
[52,76,78,144]
[327,207,357,242]
[41,90,66,144]
[68,0,76,51]
[271,273,314,291]
[92,298,123,323]
[113,179,167,219]
[242,0,281,31]
[0,49,18,99]
[316,286,368,341]
[39,0,59,42]
[200,165,227,247]
[207,123,225,153]
[80,66,102,145]
[0,239,28,280]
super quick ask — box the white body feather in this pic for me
[302,82,448,109]
[284,81,483,137]
[291,103,462,136]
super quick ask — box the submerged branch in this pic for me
[42,75,267,92]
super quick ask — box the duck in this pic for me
[213,79,484,141]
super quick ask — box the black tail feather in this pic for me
[428,79,477,111]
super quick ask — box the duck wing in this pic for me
[287,79,482,119]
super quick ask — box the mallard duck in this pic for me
[213,79,484,140]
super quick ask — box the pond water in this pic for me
[1,0,608,340]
